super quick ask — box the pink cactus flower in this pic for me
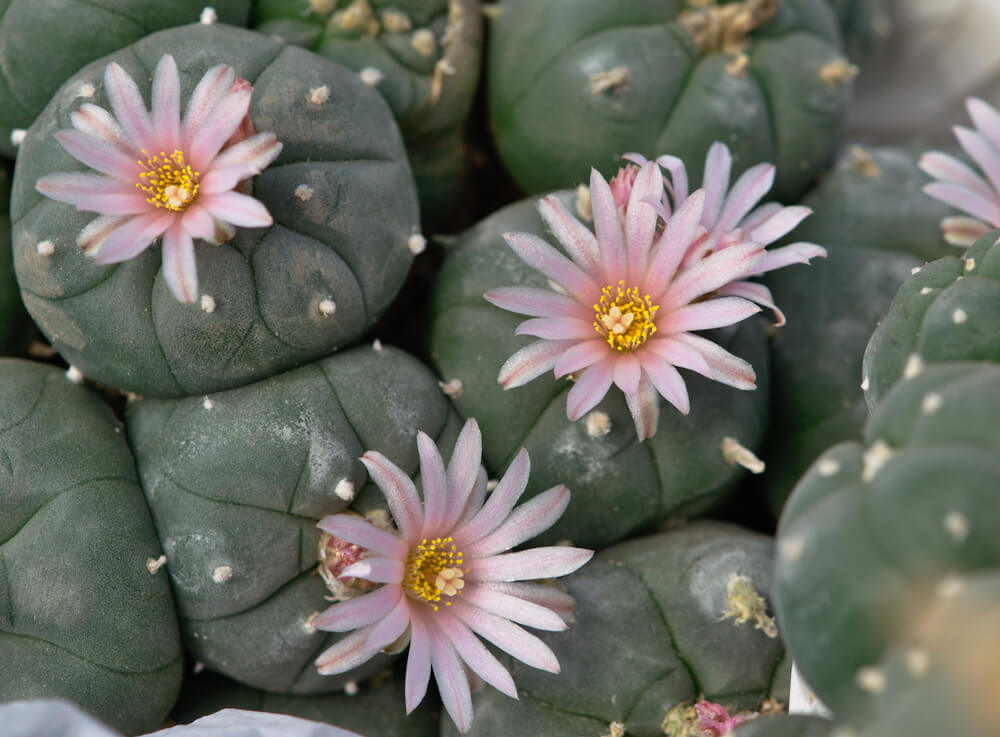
[920,97,1000,246]
[312,418,593,733]
[630,142,826,326]
[484,160,769,440]
[695,700,751,736]
[35,54,282,304]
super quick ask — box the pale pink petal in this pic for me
[151,54,181,151]
[942,215,991,246]
[181,205,216,241]
[717,163,774,231]
[552,339,609,378]
[340,555,405,584]
[363,594,411,650]
[671,333,756,390]
[485,582,576,624]
[656,154,690,206]
[182,64,236,146]
[436,611,518,699]
[453,448,529,548]
[590,167,627,280]
[312,584,402,632]
[315,624,380,675]
[210,131,283,172]
[315,514,408,559]
[918,151,995,201]
[199,163,261,195]
[746,242,827,277]
[77,215,129,253]
[450,600,561,674]
[718,280,785,326]
[498,340,573,389]
[642,190,706,298]
[70,104,132,154]
[440,418,483,531]
[701,142,732,228]
[404,607,433,713]
[502,231,600,297]
[160,224,199,303]
[425,620,474,733]
[92,210,173,264]
[515,316,596,341]
[198,190,273,228]
[466,546,593,582]
[537,195,602,275]
[464,485,570,558]
[638,353,690,415]
[417,431,448,538]
[662,242,764,310]
[923,181,1000,225]
[104,62,155,151]
[624,162,663,277]
[954,126,1000,195]
[360,451,423,542]
[747,205,813,245]
[645,337,712,378]
[53,129,139,179]
[738,202,783,233]
[565,357,615,420]
[456,467,488,527]
[613,352,642,395]
[35,172,141,210]
[188,87,252,169]
[968,97,1000,148]
[625,373,661,439]
[459,585,567,631]
[659,296,761,334]
[484,286,589,319]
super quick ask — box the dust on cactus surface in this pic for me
[2,3,1000,737]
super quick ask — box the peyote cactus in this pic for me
[126,345,461,695]
[442,522,786,737]
[772,361,1000,722]
[488,0,852,200]
[12,23,419,397]
[732,713,837,737]
[0,358,183,734]
[861,228,1000,406]
[0,0,250,158]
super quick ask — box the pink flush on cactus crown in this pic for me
[312,418,592,733]
[35,54,282,304]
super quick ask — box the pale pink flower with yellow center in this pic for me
[35,54,282,304]
[484,160,767,440]
[920,97,1000,246]
[312,418,592,733]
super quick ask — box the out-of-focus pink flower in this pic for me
[695,700,751,736]
[312,419,592,733]
[36,54,282,303]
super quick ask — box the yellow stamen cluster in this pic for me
[136,150,200,211]
[594,281,659,351]
[403,536,466,611]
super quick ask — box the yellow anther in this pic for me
[403,537,466,611]
[594,281,659,351]
[135,150,200,211]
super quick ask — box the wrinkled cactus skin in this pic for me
[12,24,418,398]
[0,358,183,735]
[126,345,461,695]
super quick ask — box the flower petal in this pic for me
[151,54,181,151]
[52,129,139,180]
[77,215,129,253]
[485,582,576,624]
[340,555,406,584]
[182,64,236,146]
[450,600,561,674]
[360,451,423,542]
[552,339,608,378]
[746,242,827,277]
[515,317,596,341]
[188,87,252,169]
[426,619,474,733]
[315,624,380,675]
[457,467,489,527]
[435,611,518,699]
[501,231,600,297]
[363,594,411,651]
[662,242,764,310]
[642,190,706,299]
[624,161,663,277]
[210,131,283,173]
[181,204,216,241]
[660,296,761,334]
[459,584,568,631]
[718,280,785,326]
[439,418,483,532]
[91,210,173,264]
[198,190,274,228]
[670,333,756,390]
[404,607,433,713]
[747,205,812,245]
[625,372,661,438]
[497,340,572,389]
[590,167,627,281]
[954,125,1000,196]
[613,352,642,395]
[701,142,732,228]
[70,103,132,154]
[716,163,774,232]
[941,215,991,246]
[104,62,155,152]
[316,514,408,560]
[312,583,402,632]
[466,546,593,582]
[923,181,1000,225]
[537,195,601,275]
[417,431,449,539]
[484,286,588,319]
[35,172,144,213]
[160,223,199,303]
[656,153,690,207]
[453,448,529,548]
[565,357,615,420]
[645,337,712,378]
[919,151,995,201]
[464,485,571,558]
[968,98,1000,147]
[738,202,783,233]
[638,353,689,416]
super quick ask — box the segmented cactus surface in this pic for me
[732,714,837,737]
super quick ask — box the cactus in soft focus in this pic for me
[13,24,419,397]
[0,358,182,734]
[732,713,837,737]
[862,229,1000,406]
[773,362,1000,722]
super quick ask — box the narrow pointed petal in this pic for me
[718,280,785,326]
[198,190,273,228]
[360,451,423,541]
[316,514,408,559]
[53,129,139,180]
[923,181,1000,225]
[418,431,448,538]
[151,54,181,150]
[199,162,262,195]
[671,333,756,389]
[954,125,1000,195]
[181,205,216,241]
[484,286,588,319]
[161,224,199,303]
[701,142,732,227]
[638,353,689,416]
[182,63,236,144]
[566,357,615,420]
[104,62,154,151]
[501,231,600,297]
[312,584,402,632]
[717,163,775,231]
[211,131,283,172]
[189,88,252,169]
[497,340,572,389]
[515,316,596,341]
[738,202,783,233]
[645,337,712,378]
[747,205,812,245]
[70,104,131,154]
[662,242,764,310]
[459,585,567,631]
[553,339,608,378]
[340,555,405,584]
[746,242,827,277]
[404,608,432,713]
[919,151,995,201]
[656,154,690,205]
[453,449,530,548]
[642,190,706,298]
[624,162,663,276]
[77,215,129,253]
[440,418,483,531]
[457,467,488,527]
[968,98,1000,147]
[426,622,474,733]
[590,167,626,281]
[537,195,602,274]
[92,211,172,264]
[465,485,571,558]
[363,594,411,650]
[625,373,661,438]
[35,172,142,210]
[660,296,761,334]
[315,624,379,675]
[467,546,593,582]
[486,582,576,624]
[613,352,642,395]
[436,611,518,699]
[450,600,561,674]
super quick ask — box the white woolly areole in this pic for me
[65,365,84,384]
[438,378,463,397]
[861,440,895,482]
[408,233,427,254]
[817,458,840,477]
[359,67,384,86]
[344,680,359,695]
[10,128,25,146]
[78,82,96,99]
[295,184,314,201]
[902,353,924,379]
[212,565,233,583]
[200,6,218,24]
[36,240,55,256]
[585,410,612,437]
[146,555,167,574]
[308,85,330,105]
[854,666,886,694]
[334,479,355,502]
[202,397,215,410]
[952,308,968,324]
[319,298,337,316]
[921,392,942,415]
[200,294,216,313]
[943,510,970,542]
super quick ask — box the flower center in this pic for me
[594,281,659,351]
[136,150,200,211]
[403,536,466,610]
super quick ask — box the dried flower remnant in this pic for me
[312,419,592,733]
[695,700,753,736]
[35,54,282,303]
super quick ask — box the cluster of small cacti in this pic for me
[0,2,998,737]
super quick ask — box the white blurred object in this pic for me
[788,662,834,717]
[846,0,1000,144]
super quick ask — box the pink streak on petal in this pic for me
[161,223,199,303]
[919,151,995,201]
[211,131,283,172]
[590,168,627,282]
[453,448,530,548]
[182,64,236,148]
[502,231,600,298]
[486,582,576,624]
[662,242,764,310]
[718,280,785,326]
[181,205,216,240]
[968,97,1000,148]
[671,333,756,389]
[923,181,1000,225]
[312,584,402,632]
[497,340,571,389]
[417,431,449,538]
[77,215,129,253]
[467,547,593,582]
[659,296,761,334]
[638,353,689,416]
[537,195,602,275]
[459,585,567,631]
[954,126,1000,196]
[340,555,406,584]
[716,163,774,232]
[70,104,131,154]
[440,418,483,532]
[456,468,488,527]
[515,316,596,341]
[104,62,155,152]
[435,611,518,699]
[613,352,641,395]
[464,485,571,559]
[484,286,589,319]
[746,242,827,277]
[566,357,615,420]
[198,190,274,228]
[363,594,411,650]
[404,607,432,713]
[553,339,608,378]
[151,54,181,151]
[747,205,812,245]
[425,619,474,733]
[656,154,690,206]
[738,202,783,233]
[625,373,661,438]
[315,624,380,675]
[450,600,561,674]
[701,142,732,228]
[92,211,172,264]
[360,451,423,542]
[624,162,663,277]
[316,514,408,559]
[53,129,139,180]
[188,87,252,170]
[643,190,706,299]
[645,337,712,377]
